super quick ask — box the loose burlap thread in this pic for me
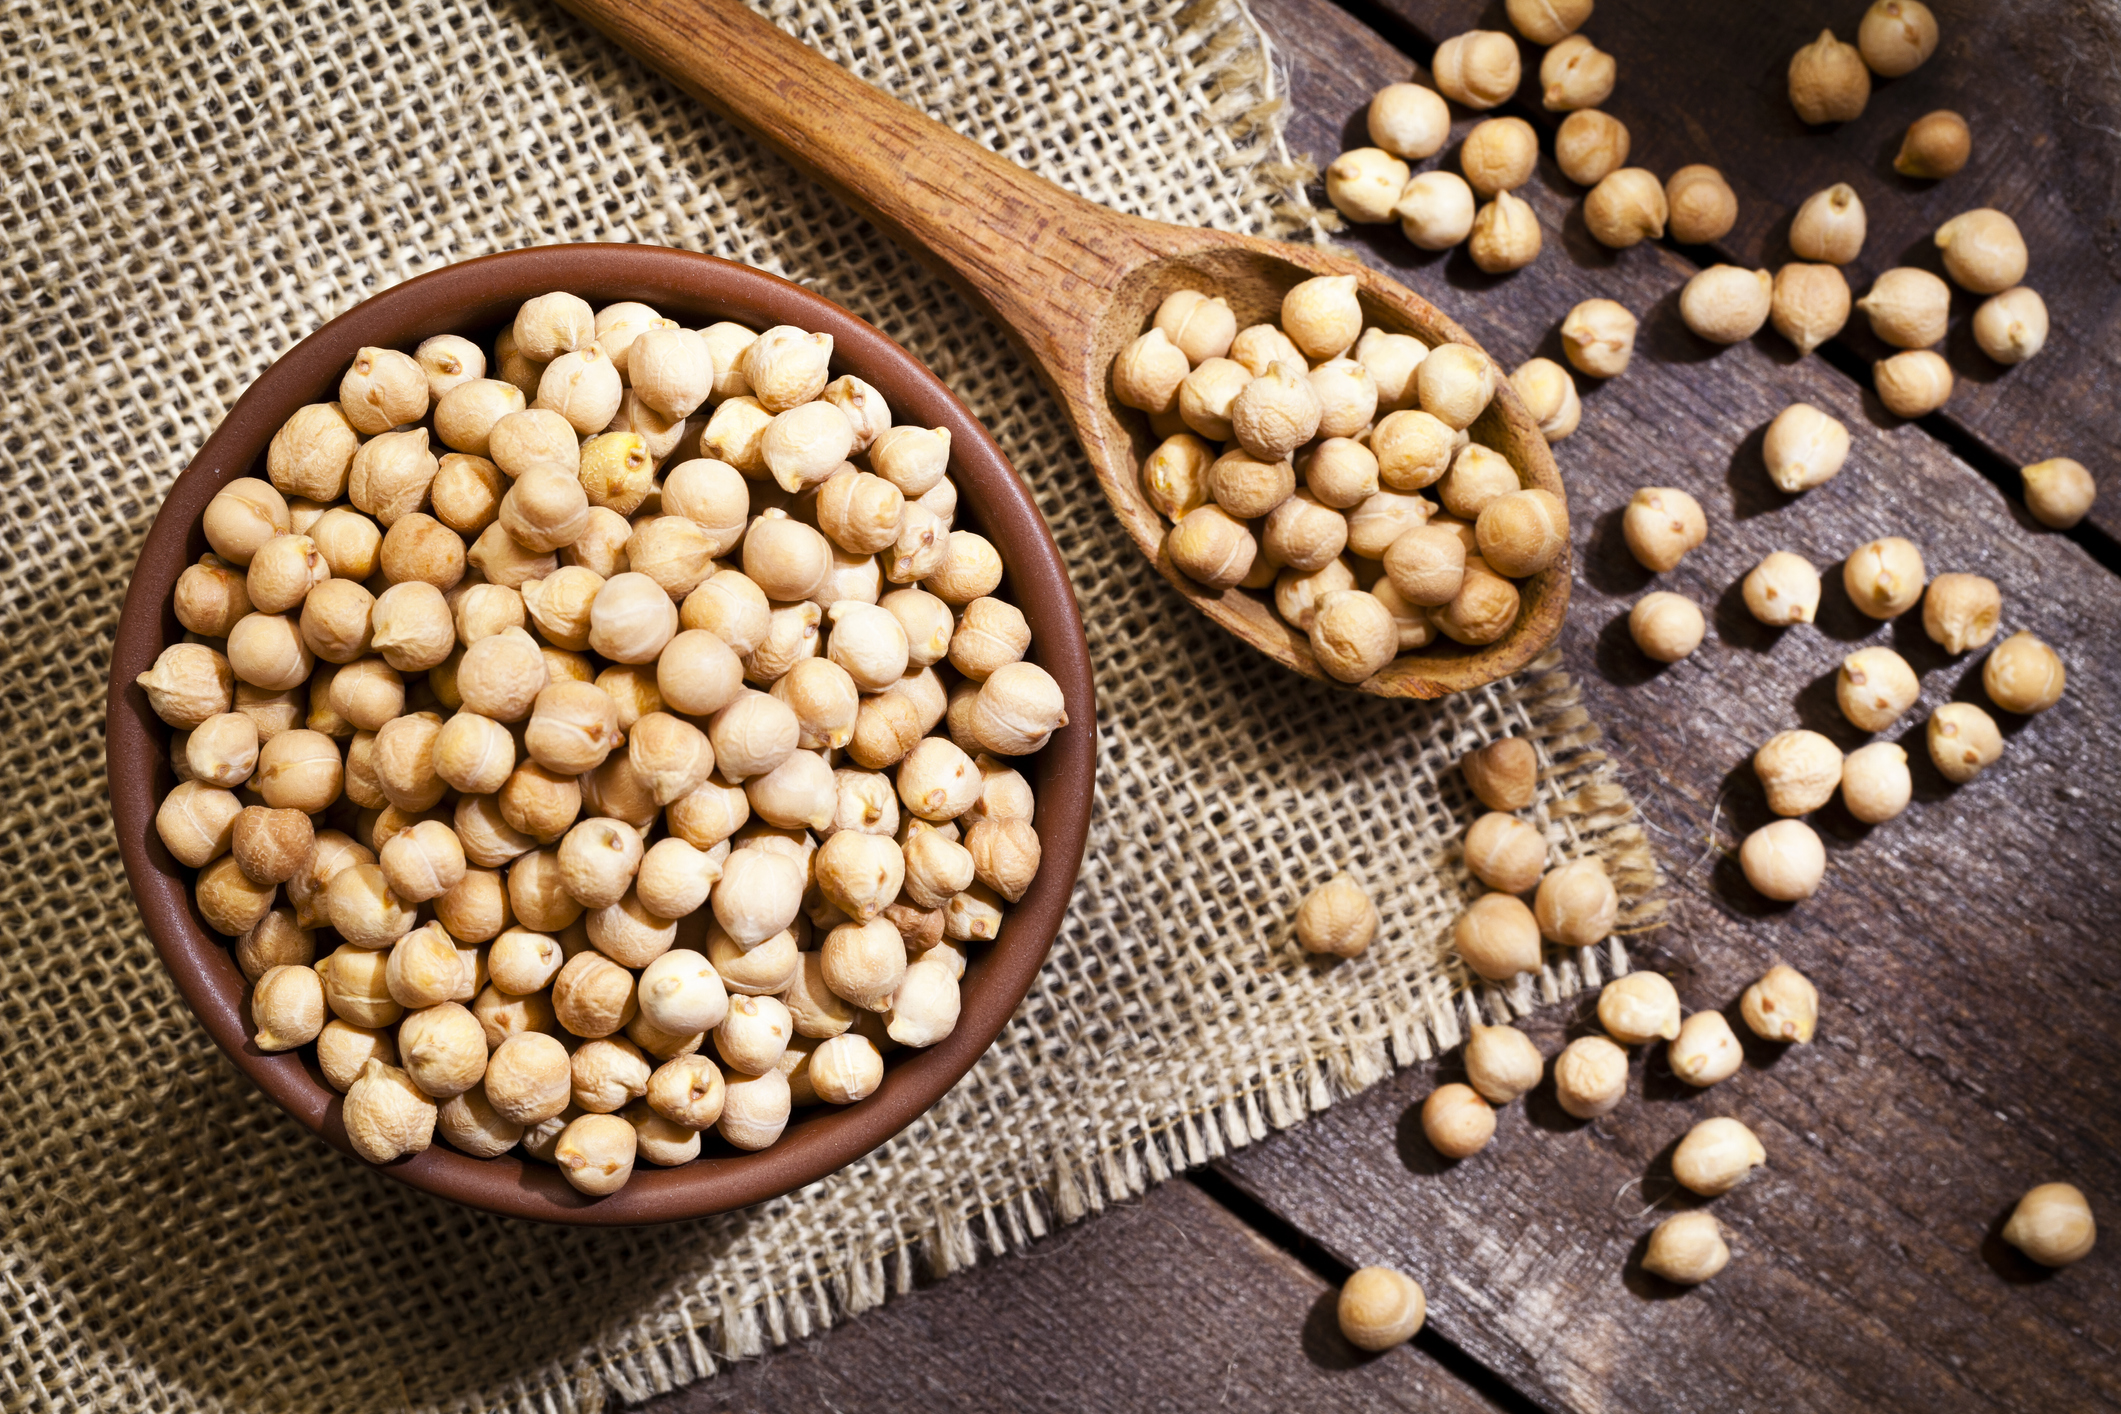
[0,1,1662,1410]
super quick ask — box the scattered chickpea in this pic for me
[1755,730,1844,816]
[1337,1267,1427,1352]
[1743,551,1822,626]
[1469,190,1544,274]
[1432,29,1521,109]
[1840,741,1913,824]
[1921,572,2001,654]
[1770,263,1851,358]
[2019,458,2095,529]
[1533,859,1617,948]
[1843,536,1927,620]
[1326,147,1412,225]
[1673,1116,1767,1196]
[1668,1011,1742,1088]
[1680,266,1774,345]
[1560,299,1637,380]
[1972,287,2048,366]
[1454,892,1542,981]
[1461,118,1538,199]
[1553,1035,1628,1119]
[1583,168,1667,249]
[1629,592,1705,663]
[1554,109,1629,187]
[1789,30,1870,125]
[1936,208,2028,295]
[1739,819,1826,901]
[1511,359,1580,443]
[1464,1021,1544,1105]
[2003,1183,2098,1267]
[1859,0,1939,75]
[1540,33,1613,111]
[1395,171,1476,251]
[1896,109,1970,179]
[1366,83,1451,161]
[1599,972,1681,1046]
[1874,350,1954,418]
[1983,631,2066,715]
[1465,811,1546,895]
[1790,183,1868,266]
[1762,402,1850,494]
[1742,964,1819,1044]
[1665,165,1737,246]
[1475,489,1568,578]
[1643,1211,1731,1285]
[1422,1083,1496,1158]
[1859,267,1951,350]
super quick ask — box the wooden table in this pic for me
[643,1,2121,1408]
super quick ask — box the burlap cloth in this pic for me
[0,1,1662,1409]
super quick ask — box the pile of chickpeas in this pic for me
[139,290,1067,1196]
[1112,274,1568,684]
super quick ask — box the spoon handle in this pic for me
[558,0,1175,376]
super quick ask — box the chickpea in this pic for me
[1583,168,1667,248]
[1552,1034,1628,1119]
[1395,170,1476,251]
[1788,29,1870,125]
[1983,631,2066,715]
[1770,263,1852,358]
[1668,1011,1742,1088]
[1680,266,1774,345]
[1843,536,1926,619]
[1326,147,1412,225]
[1629,591,1704,663]
[1432,555,1521,647]
[1754,729,1845,816]
[1366,82,1450,161]
[1840,741,1912,824]
[1896,108,1970,180]
[1921,572,2001,654]
[1336,1267,1427,1353]
[1972,287,2048,366]
[1554,109,1629,187]
[1743,551,1821,626]
[1464,811,1546,894]
[1416,344,1496,431]
[1741,963,1819,1043]
[1598,972,1681,1045]
[1432,29,1520,110]
[1673,1116,1766,1196]
[1511,358,1580,443]
[1790,183,1868,265]
[1533,859,1617,948]
[1464,1021,1543,1105]
[1462,737,1536,813]
[1665,165,1737,245]
[2003,1183,2098,1268]
[1935,209,2028,296]
[1475,489,1567,578]
[1540,33,1614,111]
[433,380,526,458]
[1468,190,1543,274]
[1739,819,1826,901]
[1875,350,1954,419]
[2018,458,2096,530]
[1422,1083,1495,1159]
[1453,892,1541,981]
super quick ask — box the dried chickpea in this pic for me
[1584,168,1667,249]
[173,554,253,638]
[1395,171,1476,251]
[1511,359,1581,443]
[1837,740,1913,824]
[1366,82,1450,160]
[1770,263,1852,358]
[1669,1011,1742,1088]
[1276,560,1358,633]
[1858,0,1938,74]
[1433,29,1520,109]
[1465,811,1546,895]
[1555,109,1629,187]
[2017,458,2096,529]
[1789,30,1870,125]
[343,1059,437,1163]
[1936,209,2028,295]
[1326,147,1412,225]
[1475,489,1567,577]
[437,1087,523,1159]
[186,712,260,789]
[1680,266,1774,344]
[397,998,488,1098]
[1754,730,1844,815]
[1112,328,1189,416]
[1165,505,1256,590]
[1743,551,1821,626]
[235,908,314,982]
[2003,1184,2098,1268]
[245,533,330,615]
[1665,165,1737,245]
[1337,1268,1426,1353]
[318,1019,396,1093]
[202,478,291,568]
[1371,410,1455,492]
[1286,872,1377,962]
[1417,345,1496,432]
[1469,190,1543,274]
[1739,818,1826,901]
[1875,349,1954,418]
[1896,108,1970,179]
[1432,555,1520,646]
[255,728,343,813]
[1972,287,2048,366]
[319,943,402,1028]
[1920,572,2001,655]
[1559,299,1636,381]
[1540,33,1614,111]
[1453,892,1541,981]
[230,804,312,887]
[550,1112,636,1195]
[1629,592,1703,662]
[1790,183,1867,265]
[1533,858,1617,947]
[1672,1116,1767,1197]
[249,964,325,1052]
[1228,362,1321,464]
[1553,1035,1627,1118]
[1622,487,1706,572]
[1599,971,1681,1046]
[1281,275,1363,362]
[1762,403,1849,494]
[1423,1083,1496,1158]
[348,429,440,530]
[718,1068,792,1150]
[1464,1021,1543,1105]
[1461,117,1538,197]
[1462,737,1536,812]
[1983,631,2066,715]
[1843,536,1926,619]
[1859,267,1951,349]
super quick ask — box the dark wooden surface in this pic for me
[1363,0,2121,547]
[636,1,2120,1409]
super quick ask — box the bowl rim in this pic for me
[104,243,1096,1225]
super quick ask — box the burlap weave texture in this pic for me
[0,1,1660,1410]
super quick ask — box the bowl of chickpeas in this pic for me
[105,244,1095,1223]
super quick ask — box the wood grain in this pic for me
[554,0,1574,698]
[632,1178,1496,1414]
[1218,3,2121,1410]
[1360,0,2121,544]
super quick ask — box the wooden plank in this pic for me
[1220,2,2121,1411]
[1354,0,2121,543]
[632,1178,1499,1414]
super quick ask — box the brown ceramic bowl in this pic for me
[104,244,1095,1225]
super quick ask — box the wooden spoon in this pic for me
[557,0,1568,697]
